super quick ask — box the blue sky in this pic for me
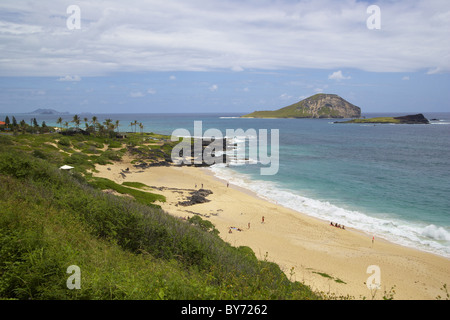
[0,0,449,114]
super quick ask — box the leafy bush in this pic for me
[188,215,220,236]
[58,137,71,147]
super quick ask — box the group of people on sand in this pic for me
[229,216,266,233]
[228,226,242,233]
[330,222,345,230]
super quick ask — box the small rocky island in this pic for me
[241,94,361,119]
[335,113,430,124]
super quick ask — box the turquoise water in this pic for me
[3,112,450,257]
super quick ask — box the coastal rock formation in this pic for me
[242,94,361,119]
[178,189,213,206]
[336,113,430,124]
[393,114,430,124]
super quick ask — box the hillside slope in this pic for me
[0,133,319,300]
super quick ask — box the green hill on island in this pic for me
[242,94,361,119]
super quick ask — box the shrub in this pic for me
[58,137,71,147]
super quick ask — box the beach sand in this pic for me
[93,159,450,300]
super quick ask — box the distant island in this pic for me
[29,108,70,115]
[241,94,361,119]
[335,114,430,124]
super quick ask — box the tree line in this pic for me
[1,115,145,136]
[57,115,145,135]
[1,116,50,134]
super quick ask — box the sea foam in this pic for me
[209,165,450,258]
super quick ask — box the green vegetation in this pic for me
[313,272,346,284]
[0,132,320,300]
[337,117,402,124]
[89,177,165,208]
[122,181,151,189]
[337,114,430,124]
[0,116,51,134]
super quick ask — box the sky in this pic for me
[0,0,449,114]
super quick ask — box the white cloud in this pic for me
[1,1,449,76]
[129,91,144,98]
[427,67,444,75]
[147,88,157,94]
[57,75,81,82]
[231,66,244,72]
[169,75,176,80]
[280,93,292,100]
[209,84,218,92]
[328,70,351,81]
[402,76,410,80]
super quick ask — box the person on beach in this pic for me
[262,216,265,224]
[248,222,250,229]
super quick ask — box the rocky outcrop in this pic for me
[242,94,361,119]
[393,114,430,124]
[178,189,213,206]
[336,113,430,124]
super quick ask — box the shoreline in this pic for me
[202,167,403,246]
[93,160,450,300]
[206,166,450,260]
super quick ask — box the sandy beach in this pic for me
[93,158,450,300]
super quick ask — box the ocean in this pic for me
[2,112,450,258]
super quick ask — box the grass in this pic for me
[339,117,402,124]
[122,181,151,189]
[313,272,347,284]
[88,176,165,208]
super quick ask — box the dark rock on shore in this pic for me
[178,189,213,206]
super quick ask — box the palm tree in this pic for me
[104,118,112,126]
[19,119,26,133]
[57,117,63,131]
[139,122,143,135]
[115,120,120,133]
[91,116,98,133]
[72,114,81,128]
[64,121,69,130]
